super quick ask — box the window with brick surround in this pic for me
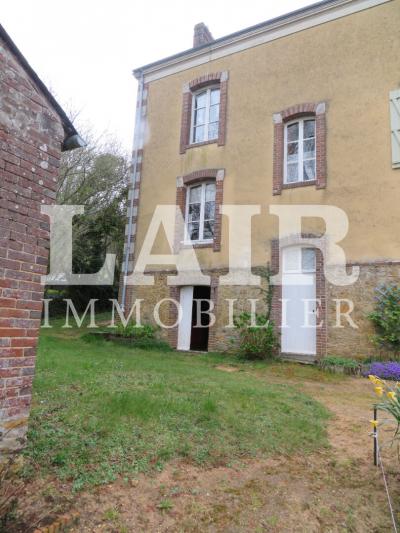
[273,102,326,194]
[175,169,224,251]
[180,72,228,154]
[185,181,216,242]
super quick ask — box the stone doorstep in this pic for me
[281,353,316,365]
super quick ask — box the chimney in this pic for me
[193,22,214,48]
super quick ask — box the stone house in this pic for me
[120,0,400,361]
[0,24,83,453]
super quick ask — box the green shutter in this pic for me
[390,89,400,169]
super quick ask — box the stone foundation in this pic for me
[326,263,400,358]
[125,263,400,359]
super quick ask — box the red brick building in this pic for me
[0,24,83,453]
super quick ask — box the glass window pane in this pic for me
[188,222,199,241]
[208,122,219,140]
[204,201,215,220]
[209,104,219,123]
[287,142,298,162]
[210,88,220,105]
[302,248,316,271]
[304,119,315,139]
[303,139,315,159]
[284,247,300,272]
[303,160,316,181]
[287,123,299,142]
[205,182,216,201]
[194,107,206,126]
[189,185,201,203]
[286,163,299,183]
[194,125,205,143]
[189,203,200,222]
[195,91,207,109]
[203,220,214,239]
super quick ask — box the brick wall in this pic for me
[193,23,213,48]
[0,34,64,453]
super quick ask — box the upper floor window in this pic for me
[191,87,220,144]
[185,181,216,242]
[272,102,326,195]
[284,118,316,184]
[180,71,228,154]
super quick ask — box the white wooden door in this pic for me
[281,247,316,355]
[177,286,193,350]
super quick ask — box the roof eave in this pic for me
[0,24,84,151]
[132,0,386,80]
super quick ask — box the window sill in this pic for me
[184,139,218,151]
[281,180,317,190]
[181,240,214,249]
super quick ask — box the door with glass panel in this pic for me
[281,247,317,356]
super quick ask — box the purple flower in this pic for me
[366,362,400,381]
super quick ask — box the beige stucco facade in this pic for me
[123,0,400,358]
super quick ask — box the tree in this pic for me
[47,126,130,313]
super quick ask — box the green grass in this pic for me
[24,316,330,490]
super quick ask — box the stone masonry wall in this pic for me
[0,35,64,453]
[126,271,270,353]
[127,263,399,359]
[327,263,400,358]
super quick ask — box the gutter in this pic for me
[120,74,145,312]
[0,24,85,151]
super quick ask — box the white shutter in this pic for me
[390,89,400,169]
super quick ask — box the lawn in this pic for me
[24,317,329,491]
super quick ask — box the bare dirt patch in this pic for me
[215,365,240,373]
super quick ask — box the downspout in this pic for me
[121,73,145,313]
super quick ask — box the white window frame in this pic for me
[282,246,316,274]
[190,86,220,145]
[284,117,316,184]
[184,181,215,244]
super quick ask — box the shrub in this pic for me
[233,312,278,360]
[319,356,359,371]
[366,362,400,381]
[115,322,156,339]
[368,284,400,355]
[231,265,279,360]
[83,322,173,352]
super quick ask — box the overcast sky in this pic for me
[2,0,314,151]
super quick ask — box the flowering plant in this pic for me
[366,362,400,381]
[369,375,400,436]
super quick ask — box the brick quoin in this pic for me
[0,25,82,454]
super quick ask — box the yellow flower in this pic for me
[369,375,383,385]
[370,420,379,428]
[387,391,396,400]
[374,386,383,397]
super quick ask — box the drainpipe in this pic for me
[121,73,145,313]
